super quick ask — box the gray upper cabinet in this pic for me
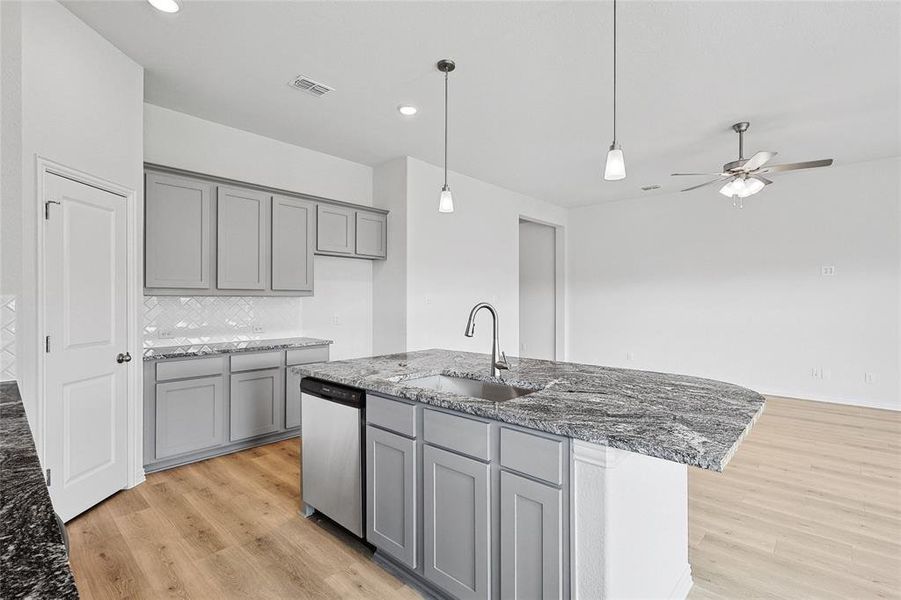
[217,186,269,290]
[500,471,564,600]
[271,195,315,292]
[154,375,225,460]
[230,368,284,441]
[316,204,355,255]
[145,173,212,289]
[423,444,491,600]
[366,425,417,569]
[355,211,387,258]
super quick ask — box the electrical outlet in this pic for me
[424,296,432,305]
[625,352,634,361]
[251,325,264,334]
[821,265,836,276]
[158,330,175,339]
[810,367,831,380]
[332,314,341,326]
[864,372,876,384]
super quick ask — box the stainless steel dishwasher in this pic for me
[300,377,365,537]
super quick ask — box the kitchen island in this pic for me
[294,349,765,600]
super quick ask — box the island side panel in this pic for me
[571,441,693,600]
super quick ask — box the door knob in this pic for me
[116,352,132,364]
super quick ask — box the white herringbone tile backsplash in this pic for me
[1,295,16,381]
[143,296,303,344]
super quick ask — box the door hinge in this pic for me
[45,336,50,353]
[46,468,51,487]
[44,199,61,220]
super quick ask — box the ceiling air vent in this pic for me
[288,75,334,98]
[641,185,661,191]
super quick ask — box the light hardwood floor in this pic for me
[67,396,901,599]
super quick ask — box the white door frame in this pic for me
[517,215,566,361]
[34,156,144,489]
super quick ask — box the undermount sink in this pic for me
[400,374,537,402]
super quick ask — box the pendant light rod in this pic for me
[612,0,617,143]
[603,0,626,180]
[437,59,456,212]
[444,68,448,185]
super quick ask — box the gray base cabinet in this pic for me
[143,345,328,472]
[500,471,564,600]
[423,444,491,600]
[155,375,225,459]
[366,425,417,569]
[230,368,283,441]
[364,395,569,600]
[285,368,303,429]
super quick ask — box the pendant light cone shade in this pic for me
[604,144,626,180]
[603,0,626,181]
[437,59,456,213]
[439,185,454,213]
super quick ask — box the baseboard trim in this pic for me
[371,551,453,600]
[144,431,300,473]
[668,564,694,600]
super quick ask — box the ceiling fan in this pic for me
[671,122,833,207]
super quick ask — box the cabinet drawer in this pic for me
[423,409,490,461]
[156,356,224,381]
[286,345,329,366]
[368,394,417,438]
[500,427,565,486]
[230,351,283,372]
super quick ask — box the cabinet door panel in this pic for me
[423,445,490,600]
[355,211,387,258]
[217,186,268,290]
[272,195,315,291]
[501,471,563,600]
[366,425,417,568]
[230,368,283,441]
[145,173,211,289]
[155,376,224,459]
[316,204,355,254]
[285,367,302,430]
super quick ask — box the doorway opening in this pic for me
[518,218,564,361]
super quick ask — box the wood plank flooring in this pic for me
[67,396,901,599]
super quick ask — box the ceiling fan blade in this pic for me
[681,176,729,192]
[760,159,834,173]
[671,172,724,176]
[739,151,777,172]
[754,175,773,186]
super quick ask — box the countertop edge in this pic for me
[293,361,765,473]
[143,337,333,361]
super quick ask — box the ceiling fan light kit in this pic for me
[671,121,834,207]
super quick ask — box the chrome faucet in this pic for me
[464,302,509,378]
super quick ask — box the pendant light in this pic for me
[603,0,626,181]
[437,59,456,213]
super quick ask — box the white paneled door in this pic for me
[43,173,129,522]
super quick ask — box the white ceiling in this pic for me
[63,1,900,207]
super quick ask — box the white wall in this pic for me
[10,0,144,433]
[1,0,24,382]
[143,104,374,360]
[404,157,567,356]
[372,157,408,355]
[567,158,901,410]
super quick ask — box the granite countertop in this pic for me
[294,349,765,472]
[143,335,333,361]
[1,382,78,599]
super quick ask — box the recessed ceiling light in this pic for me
[148,0,179,13]
[397,105,418,117]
